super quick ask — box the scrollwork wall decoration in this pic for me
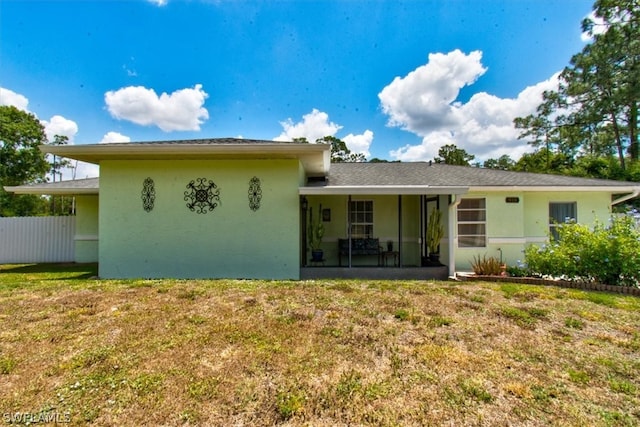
[184,178,220,214]
[141,177,155,212]
[248,176,262,211]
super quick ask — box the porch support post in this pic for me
[301,196,308,267]
[420,195,425,262]
[398,194,402,268]
[348,194,352,268]
[448,194,462,278]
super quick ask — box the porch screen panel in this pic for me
[457,198,486,248]
[350,200,373,238]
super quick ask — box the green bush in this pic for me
[524,216,640,287]
[506,264,530,277]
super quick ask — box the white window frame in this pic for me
[349,200,374,238]
[549,202,577,240]
[457,198,486,248]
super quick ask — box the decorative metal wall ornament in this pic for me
[141,177,156,212]
[184,178,220,214]
[248,176,262,211]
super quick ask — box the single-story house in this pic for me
[6,138,640,280]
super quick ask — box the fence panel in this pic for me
[0,216,75,263]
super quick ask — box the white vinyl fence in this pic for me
[0,216,75,263]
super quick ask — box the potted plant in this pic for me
[427,208,444,262]
[308,205,325,262]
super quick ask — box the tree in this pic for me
[512,148,574,174]
[568,154,627,180]
[434,144,475,166]
[483,154,515,170]
[514,0,640,174]
[0,106,50,216]
[315,136,366,162]
[369,158,400,163]
[289,135,366,162]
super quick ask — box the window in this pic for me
[457,198,486,247]
[350,200,373,238]
[549,202,577,240]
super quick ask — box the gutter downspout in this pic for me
[611,190,640,206]
[448,194,462,279]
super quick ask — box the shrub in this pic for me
[471,254,502,276]
[524,216,640,287]
[506,261,530,277]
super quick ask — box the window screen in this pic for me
[457,198,486,247]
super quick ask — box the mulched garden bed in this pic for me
[457,274,640,296]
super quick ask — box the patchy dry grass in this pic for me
[0,264,639,426]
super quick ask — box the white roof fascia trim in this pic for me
[299,186,469,195]
[468,186,640,192]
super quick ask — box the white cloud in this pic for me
[147,0,168,6]
[273,109,374,158]
[581,11,610,42]
[273,108,342,142]
[343,130,373,158]
[105,84,209,132]
[380,50,560,162]
[379,50,487,132]
[99,131,131,144]
[0,87,29,111]
[42,115,79,144]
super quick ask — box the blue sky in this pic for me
[1,0,594,178]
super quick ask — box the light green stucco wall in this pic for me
[304,194,447,267]
[98,159,301,279]
[455,191,613,271]
[74,195,99,263]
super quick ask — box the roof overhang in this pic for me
[3,178,99,196]
[468,185,640,192]
[42,142,331,175]
[3,185,98,195]
[299,185,469,195]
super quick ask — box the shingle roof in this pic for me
[327,162,638,188]
[4,177,99,195]
[6,160,640,197]
[95,137,297,146]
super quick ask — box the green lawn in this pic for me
[0,264,639,426]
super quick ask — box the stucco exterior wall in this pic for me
[455,191,613,271]
[98,159,301,279]
[74,195,99,263]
